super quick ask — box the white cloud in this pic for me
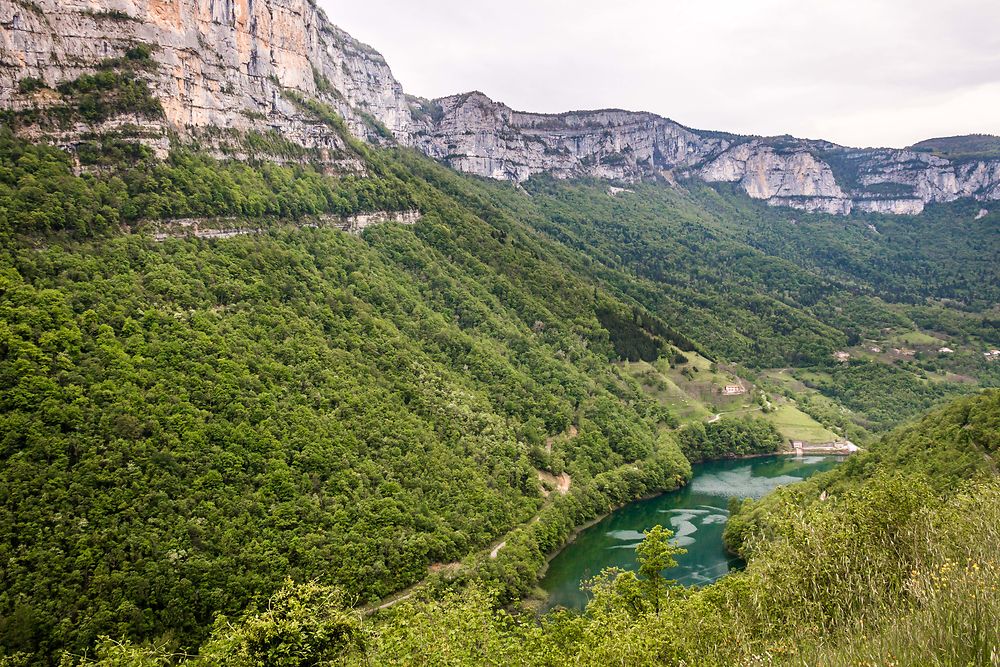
[319,0,1000,148]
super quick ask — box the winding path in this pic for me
[366,427,579,610]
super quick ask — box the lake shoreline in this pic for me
[539,489,669,574]
[534,452,795,580]
[522,486,672,613]
[534,454,843,611]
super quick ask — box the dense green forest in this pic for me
[0,138,699,658]
[54,391,1000,666]
[677,418,782,461]
[688,182,1000,309]
[2,87,999,664]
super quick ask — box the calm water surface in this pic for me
[541,455,840,610]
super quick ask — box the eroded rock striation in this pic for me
[2,0,999,215]
[410,91,731,182]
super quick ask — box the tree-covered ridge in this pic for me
[477,176,851,368]
[0,133,699,659]
[0,130,418,236]
[910,134,1000,161]
[825,387,999,491]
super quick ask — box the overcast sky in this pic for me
[320,0,1000,149]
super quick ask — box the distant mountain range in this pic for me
[2,0,998,215]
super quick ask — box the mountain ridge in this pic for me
[2,0,999,215]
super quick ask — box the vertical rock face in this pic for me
[0,0,412,152]
[2,0,999,215]
[411,92,732,182]
[698,140,852,213]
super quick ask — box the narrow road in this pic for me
[375,591,414,611]
[707,413,721,424]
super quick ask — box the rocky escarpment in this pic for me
[697,139,853,215]
[0,0,413,161]
[413,93,1000,215]
[411,91,732,182]
[2,1,999,215]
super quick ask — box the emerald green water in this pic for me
[541,455,840,611]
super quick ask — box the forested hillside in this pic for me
[1,94,998,664]
[490,177,999,430]
[61,391,1000,667]
[0,122,700,660]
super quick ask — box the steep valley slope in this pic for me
[0,1,999,664]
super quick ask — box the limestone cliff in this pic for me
[0,0,412,161]
[410,91,731,182]
[412,92,1000,215]
[2,0,999,215]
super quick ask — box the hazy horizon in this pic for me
[321,0,1000,149]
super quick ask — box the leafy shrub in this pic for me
[16,77,46,94]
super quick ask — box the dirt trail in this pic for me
[375,591,413,610]
[708,406,763,424]
[490,516,541,559]
[368,427,578,609]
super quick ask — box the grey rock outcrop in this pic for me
[0,0,412,157]
[697,140,852,213]
[411,91,730,182]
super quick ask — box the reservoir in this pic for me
[541,455,840,611]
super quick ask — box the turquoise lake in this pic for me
[540,455,840,611]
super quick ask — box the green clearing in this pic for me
[623,355,840,444]
[660,353,754,415]
[622,352,759,425]
[887,330,946,347]
[621,360,713,423]
[760,403,840,444]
